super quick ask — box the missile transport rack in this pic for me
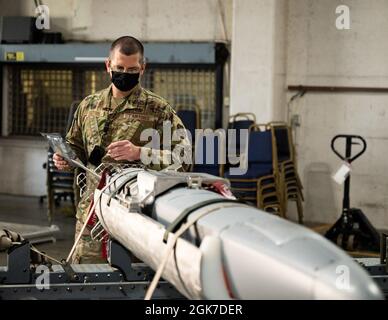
[1,161,387,300]
[0,236,388,299]
[355,232,388,298]
[0,240,184,300]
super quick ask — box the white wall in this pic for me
[0,140,47,196]
[229,0,288,123]
[287,0,388,228]
[0,0,233,42]
[272,0,288,121]
[72,0,232,42]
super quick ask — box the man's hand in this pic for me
[53,153,71,170]
[107,140,141,161]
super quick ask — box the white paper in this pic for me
[332,162,351,185]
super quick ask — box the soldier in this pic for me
[53,36,191,264]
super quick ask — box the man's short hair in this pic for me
[110,36,145,63]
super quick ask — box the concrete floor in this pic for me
[0,194,75,265]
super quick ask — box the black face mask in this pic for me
[111,71,140,92]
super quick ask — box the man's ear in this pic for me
[105,58,110,72]
[140,63,146,76]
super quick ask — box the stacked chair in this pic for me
[176,104,201,172]
[44,149,75,224]
[180,110,304,223]
[221,114,304,223]
[227,112,256,158]
[228,112,256,131]
[224,124,284,217]
[269,122,304,224]
[192,133,224,177]
[176,104,201,144]
[42,101,80,224]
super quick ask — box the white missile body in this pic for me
[94,168,383,300]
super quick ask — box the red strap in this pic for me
[84,169,110,259]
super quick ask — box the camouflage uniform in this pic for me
[66,83,191,264]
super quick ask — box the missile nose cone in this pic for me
[313,263,383,300]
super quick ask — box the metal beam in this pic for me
[0,42,216,64]
[288,85,388,94]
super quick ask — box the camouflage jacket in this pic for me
[66,84,191,221]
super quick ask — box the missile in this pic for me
[93,168,383,300]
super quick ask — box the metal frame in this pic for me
[356,237,388,299]
[1,65,8,136]
[0,41,229,133]
[0,240,184,300]
[2,61,225,137]
[0,42,217,64]
[228,112,257,124]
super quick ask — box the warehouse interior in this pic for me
[0,0,388,300]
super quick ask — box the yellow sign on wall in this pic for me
[5,51,25,61]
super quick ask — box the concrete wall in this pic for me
[0,0,233,42]
[229,0,288,123]
[0,140,47,196]
[287,0,388,228]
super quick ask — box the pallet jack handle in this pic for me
[331,134,367,164]
[331,135,367,212]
